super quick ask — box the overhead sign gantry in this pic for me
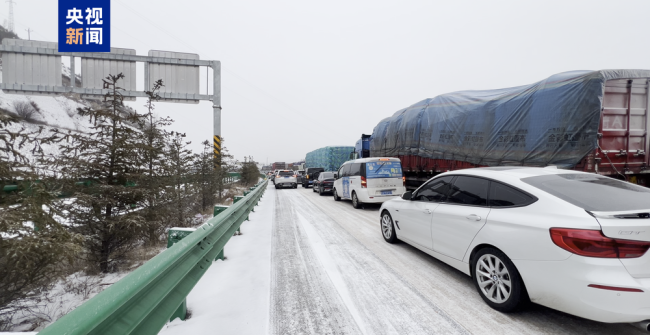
[0,39,223,165]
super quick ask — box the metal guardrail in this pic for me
[37,179,268,335]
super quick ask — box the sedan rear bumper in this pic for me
[514,255,650,323]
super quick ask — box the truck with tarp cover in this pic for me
[364,70,650,189]
[306,146,355,172]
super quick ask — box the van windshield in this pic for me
[365,161,402,179]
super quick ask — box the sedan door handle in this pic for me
[466,214,481,221]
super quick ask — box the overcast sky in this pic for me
[4,0,650,165]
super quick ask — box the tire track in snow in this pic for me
[270,187,362,335]
[274,187,468,335]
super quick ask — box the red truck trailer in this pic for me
[365,70,650,189]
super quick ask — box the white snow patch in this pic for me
[1,271,129,332]
[158,186,274,335]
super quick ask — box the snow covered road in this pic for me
[160,183,646,334]
[270,185,645,335]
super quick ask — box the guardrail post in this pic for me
[213,205,229,259]
[215,248,225,261]
[166,228,197,321]
[213,205,228,217]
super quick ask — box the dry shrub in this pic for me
[122,244,165,271]
[28,100,41,113]
[12,100,39,121]
[62,273,102,300]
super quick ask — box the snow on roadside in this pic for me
[159,184,274,335]
[0,184,258,333]
[1,271,130,333]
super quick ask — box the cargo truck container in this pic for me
[360,70,650,189]
[305,146,355,172]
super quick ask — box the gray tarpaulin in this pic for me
[369,70,650,167]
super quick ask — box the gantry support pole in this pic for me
[212,61,222,168]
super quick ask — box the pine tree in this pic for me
[163,132,196,227]
[49,74,148,273]
[193,140,226,213]
[0,113,80,325]
[135,79,174,244]
[240,156,260,186]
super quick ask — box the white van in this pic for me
[333,157,405,209]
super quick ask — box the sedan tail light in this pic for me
[402,176,406,186]
[550,228,650,258]
[361,176,367,188]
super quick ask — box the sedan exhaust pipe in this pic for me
[632,320,650,332]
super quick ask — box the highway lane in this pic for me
[269,184,646,335]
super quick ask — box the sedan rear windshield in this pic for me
[320,172,335,179]
[521,174,650,211]
[278,171,294,176]
[365,161,402,179]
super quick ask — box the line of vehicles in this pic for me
[267,70,650,329]
[271,156,650,329]
[284,158,650,329]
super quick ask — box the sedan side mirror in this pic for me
[402,191,412,200]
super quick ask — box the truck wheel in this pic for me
[352,192,362,209]
[333,189,340,201]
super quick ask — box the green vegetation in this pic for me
[0,73,253,328]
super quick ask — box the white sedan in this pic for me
[379,167,650,328]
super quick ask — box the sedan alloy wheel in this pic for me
[476,254,512,303]
[472,248,527,312]
[381,211,397,243]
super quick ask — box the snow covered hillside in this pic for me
[0,65,97,161]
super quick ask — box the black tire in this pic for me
[293,184,297,189]
[472,247,529,313]
[274,185,279,189]
[351,192,362,209]
[333,188,340,201]
[319,186,325,196]
[312,186,317,192]
[380,211,397,243]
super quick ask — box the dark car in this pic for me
[313,171,336,195]
[302,167,324,188]
[296,170,305,184]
